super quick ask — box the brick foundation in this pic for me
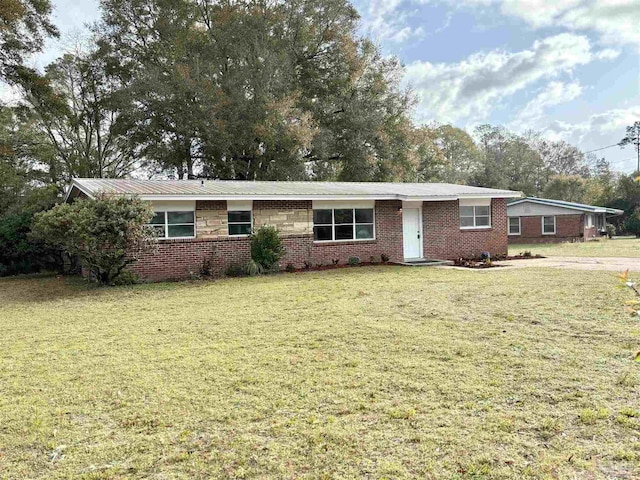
[129,198,509,281]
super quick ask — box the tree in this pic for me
[542,175,586,203]
[625,208,640,238]
[32,195,156,284]
[0,0,58,82]
[96,0,416,181]
[472,124,544,195]
[431,125,480,184]
[0,105,60,215]
[619,121,640,173]
[20,51,138,181]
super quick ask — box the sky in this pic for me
[4,0,640,173]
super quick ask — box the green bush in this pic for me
[348,256,360,265]
[0,212,65,276]
[605,223,616,238]
[245,259,264,276]
[225,264,247,277]
[32,195,156,285]
[249,225,285,271]
[625,208,640,238]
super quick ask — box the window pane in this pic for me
[229,223,252,236]
[313,209,332,225]
[460,206,474,217]
[168,211,194,224]
[334,209,353,224]
[460,216,475,228]
[543,216,554,226]
[335,224,354,240]
[509,218,519,233]
[168,225,194,238]
[356,224,374,239]
[228,211,251,223]
[475,206,490,216]
[314,225,333,241]
[476,216,490,227]
[150,212,165,224]
[355,209,374,224]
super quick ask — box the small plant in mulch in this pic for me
[348,256,361,266]
[381,253,390,263]
[303,260,311,270]
[332,258,339,265]
[285,263,296,273]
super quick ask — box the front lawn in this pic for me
[1,267,638,478]
[509,237,640,258]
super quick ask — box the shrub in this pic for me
[625,208,640,238]
[200,257,213,277]
[250,225,285,271]
[348,256,360,266]
[522,251,532,258]
[303,260,311,270]
[111,269,139,285]
[381,253,390,263]
[605,223,616,238]
[480,251,491,261]
[31,195,156,285]
[225,264,247,277]
[332,258,339,265]
[285,263,295,273]
[245,259,264,276]
[0,212,66,276]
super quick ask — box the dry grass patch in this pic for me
[0,266,639,479]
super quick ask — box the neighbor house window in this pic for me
[149,211,195,239]
[228,211,252,236]
[508,217,521,235]
[313,208,375,241]
[542,216,556,235]
[460,205,491,229]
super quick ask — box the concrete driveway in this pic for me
[495,256,640,272]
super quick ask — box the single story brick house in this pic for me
[507,197,623,244]
[65,179,521,281]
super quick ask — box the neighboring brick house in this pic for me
[65,179,521,281]
[506,197,623,244]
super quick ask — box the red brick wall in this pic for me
[129,198,509,281]
[509,214,584,244]
[422,199,508,260]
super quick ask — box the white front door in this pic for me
[402,207,422,259]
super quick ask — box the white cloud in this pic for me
[546,106,640,142]
[512,80,584,126]
[404,33,597,124]
[357,0,427,44]
[459,0,640,46]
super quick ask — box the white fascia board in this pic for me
[119,192,522,202]
[508,199,595,213]
[63,180,95,202]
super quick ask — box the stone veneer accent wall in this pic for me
[196,200,228,238]
[253,200,312,235]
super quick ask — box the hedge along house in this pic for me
[507,197,624,244]
[65,179,521,281]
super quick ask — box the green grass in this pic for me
[509,237,640,258]
[1,267,639,479]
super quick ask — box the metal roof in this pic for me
[507,197,624,215]
[66,178,522,202]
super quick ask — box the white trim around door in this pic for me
[402,203,423,260]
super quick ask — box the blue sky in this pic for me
[5,0,640,173]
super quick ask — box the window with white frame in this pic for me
[542,216,556,235]
[228,211,252,236]
[508,216,521,235]
[460,205,491,229]
[313,208,375,241]
[149,211,195,239]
